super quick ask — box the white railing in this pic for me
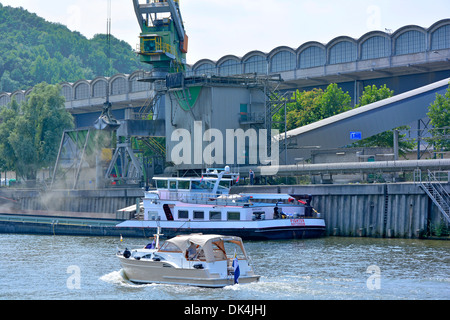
[159,190,248,206]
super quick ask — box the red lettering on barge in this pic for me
[291,219,305,226]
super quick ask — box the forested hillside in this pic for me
[0,3,147,93]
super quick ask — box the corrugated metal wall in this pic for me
[232,183,446,238]
[2,183,447,238]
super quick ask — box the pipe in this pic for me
[240,159,450,176]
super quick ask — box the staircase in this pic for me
[138,81,165,120]
[415,169,450,223]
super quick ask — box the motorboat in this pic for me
[117,229,260,287]
[116,166,326,240]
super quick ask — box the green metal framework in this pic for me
[133,0,188,73]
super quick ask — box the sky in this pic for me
[1,0,449,65]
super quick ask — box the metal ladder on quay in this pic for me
[414,169,450,223]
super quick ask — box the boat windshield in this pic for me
[191,180,215,190]
[190,180,231,192]
[154,178,231,192]
[158,241,182,253]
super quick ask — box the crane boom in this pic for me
[133,0,185,40]
[132,0,188,72]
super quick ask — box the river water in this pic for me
[0,234,448,300]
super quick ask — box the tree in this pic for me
[274,84,352,132]
[0,83,74,180]
[0,99,19,173]
[0,71,20,93]
[318,83,352,118]
[0,5,149,92]
[427,82,450,152]
[351,84,415,157]
[356,84,393,106]
[282,88,324,131]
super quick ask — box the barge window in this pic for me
[169,181,177,190]
[178,210,189,219]
[155,180,167,189]
[227,211,240,221]
[147,211,159,220]
[209,211,221,220]
[219,180,231,189]
[178,180,189,190]
[191,180,210,190]
[193,211,204,219]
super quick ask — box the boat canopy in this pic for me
[161,234,246,263]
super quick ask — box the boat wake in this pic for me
[99,269,178,290]
[100,269,147,288]
[98,272,317,299]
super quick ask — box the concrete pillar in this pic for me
[353,80,363,106]
[393,129,399,161]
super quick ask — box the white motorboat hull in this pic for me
[117,255,260,288]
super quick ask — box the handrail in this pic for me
[418,169,450,223]
[413,168,422,184]
[428,170,450,199]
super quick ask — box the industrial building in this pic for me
[189,19,450,103]
[0,15,449,185]
[0,19,448,126]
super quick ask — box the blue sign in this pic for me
[350,131,362,140]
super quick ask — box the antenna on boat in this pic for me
[154,223,163,249]
[211,166,232,195]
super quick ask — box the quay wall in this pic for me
[0,183,448,238]
[232,183,448,238]
[0,188,144,220]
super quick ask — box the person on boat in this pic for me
[273,204,288,219]
[273,205,280,219]
[249,169,254,185]
[145,238,156,249]
[186,243,198,260]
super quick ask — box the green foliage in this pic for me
[273,83,352,132]
[432,220,449,237]
[0,83,74,180]
[427,82,450,152]
[0,4,148,92]
[319,83,352,117]
[356,84,393,106]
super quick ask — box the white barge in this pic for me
[117,167,326,240]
